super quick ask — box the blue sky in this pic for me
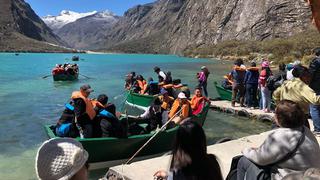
[26,0,155,17]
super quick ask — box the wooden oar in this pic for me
[79,73,93,79]
[42,74,52,79]
[125,108,183,165]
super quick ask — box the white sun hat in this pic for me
[35,138,88,180]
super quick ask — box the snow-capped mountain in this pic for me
[42,10,97,31]
[43,10,120,50]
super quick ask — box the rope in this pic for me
[124,108,183,165]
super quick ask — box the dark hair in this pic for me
[136,75,144,81]
[153,97,162,106]
[130,72,136,77]
[279,63,286,71]
[251,62,256,67]
[170,121,223,180]
[194,86,202,91]
[313,47,320,56]
[97,94,108,105]
[275,100,305,128]
[154,66,160,72]
[148,77,153,82]
[292,65,309,78]
[234,58,244,66]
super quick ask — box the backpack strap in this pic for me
[270,127,305,166]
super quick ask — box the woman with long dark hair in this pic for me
[154,121,223,180]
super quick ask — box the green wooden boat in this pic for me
[53,73,79,81]
[44,103,210,167]
[214,81,232,101]
[125,90,157,110]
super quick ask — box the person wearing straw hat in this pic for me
[35,138,89,180]
[169,92,192,124]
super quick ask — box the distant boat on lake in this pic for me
[72,56,79,61]
[52,64,79,81]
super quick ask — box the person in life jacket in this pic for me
[169,92,192,125]
[92,94,127,138]
[230,58,246,107]
[137,97,167,133]
[55,100,79,138]
[143,77,160,95]
[71,84,96,138]
[136,75,147,94]
[190,87,209,115]
[154,66,167,84]
[159,88,174,111]
[244,61,260,109]
[221,74,233,90]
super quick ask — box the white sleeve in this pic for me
[160,71,167,80]
[140,107,150,119]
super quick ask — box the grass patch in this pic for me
[184,30,320,64]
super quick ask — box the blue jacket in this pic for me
[230,67,246,85]
[244,68,259,85]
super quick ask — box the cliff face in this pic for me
[104,0,312,54]
[0,0,67,52]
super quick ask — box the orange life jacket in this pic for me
[233,65,246,71]
[71,91,96,120]
[169,99,191,119]
[90,100,104,109]
[246,67,259,71]
[162,84,174,89]
[223,74,233,85]
[190,96,205,110]
[159,95,174,110]
[137,80,147,94]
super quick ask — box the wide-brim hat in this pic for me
[35,138,89,180]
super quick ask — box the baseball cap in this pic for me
[80,84,94,93]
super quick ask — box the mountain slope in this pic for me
[43,10,97,31]
[54,11,119,50]
[0,0,68,52]
[104,0,312,54]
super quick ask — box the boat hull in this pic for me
[214,82,232,101]
[44,104,210,164]
[125,91,157,110]
[53,73,78,81]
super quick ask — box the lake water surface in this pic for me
[0,53,270,179]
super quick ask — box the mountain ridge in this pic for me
[103,0,313,54]
[0,0,71,52]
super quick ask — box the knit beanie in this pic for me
[35,138,89,180]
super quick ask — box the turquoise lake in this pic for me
[0,53,270,179]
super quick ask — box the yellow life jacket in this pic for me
[71,91,96,120]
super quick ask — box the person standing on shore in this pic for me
[259,60,272,113]
[230,59,246,107]
[197,66,210,97]
[273,65,320,129]
[309,48,320,135]
[244,61,259,109]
